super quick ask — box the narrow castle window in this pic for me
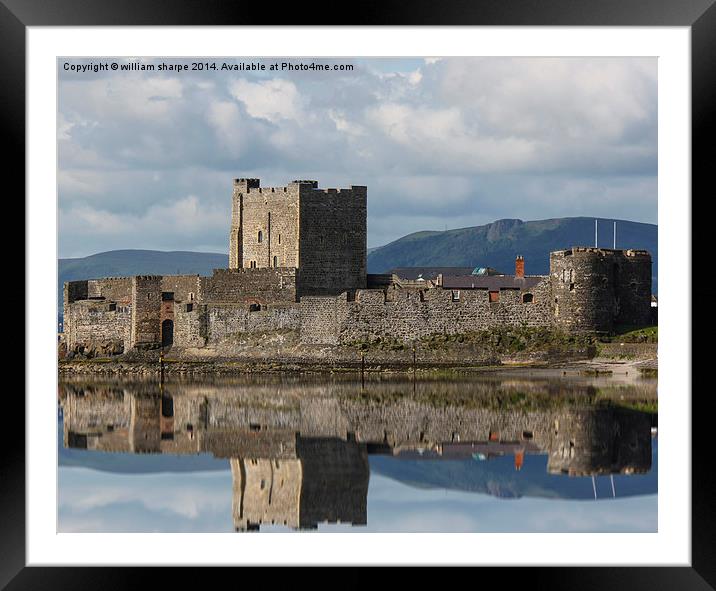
[278,234,281,245]
[522,293,534,303]
[257,230,263,243]
[273,256,278,267]
[451,290,460,302]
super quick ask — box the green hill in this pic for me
[368,217,657,293]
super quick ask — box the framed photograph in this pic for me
[12,0,708,586]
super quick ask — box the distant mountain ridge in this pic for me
[367,216,657,293]
[57,217,657,323]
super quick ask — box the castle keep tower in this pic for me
[550,247,652,332]
[228,178,367,296]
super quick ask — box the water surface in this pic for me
[58,372,657,532]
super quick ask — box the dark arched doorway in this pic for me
[161,319,174,348]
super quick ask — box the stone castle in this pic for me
[63,177,652,353]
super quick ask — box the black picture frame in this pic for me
[8,0,708,587]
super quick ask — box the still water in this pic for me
[58,372,657,533]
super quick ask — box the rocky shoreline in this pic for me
[58,327,657,377]
[58,342,657,377]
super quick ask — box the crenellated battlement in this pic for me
[552,247,651,259]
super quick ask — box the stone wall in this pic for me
[298,186,367,296]
[87,277,132,304]
[550,248,652,333]
[160,275,201,303]
[173,303,207,348]
[300,278,553,345]
[199,268,297,305]
[130,276,163,348]
[299,295,346,345]
[64,300,131,351]
[230,179,302,270]
[614,251,652,327]
[204,303,300,345]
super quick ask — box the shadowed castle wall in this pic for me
[297,186,367,296]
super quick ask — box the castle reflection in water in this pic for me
[58,375,656,531]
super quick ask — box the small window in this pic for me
[451,290,460,302]
[278,234,281,245]
[257,230,263,243]
[185,303,193,312]
[489,291,500,303]
[273,256,278,267]
[569,283,575,291]
[189,292,195,301]
[522,293,533,303]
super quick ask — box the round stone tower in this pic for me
[550,247,652,333]
[550,248,616,333]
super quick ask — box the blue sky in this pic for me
[58,466,657,534]
[58,57,657,258]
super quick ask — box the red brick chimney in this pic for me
[515,255,525,278]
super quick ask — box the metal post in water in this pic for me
[360,350,365,390]
[159,349,165,384]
